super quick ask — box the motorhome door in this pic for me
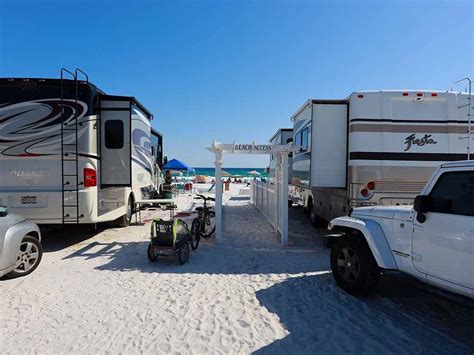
[100,97,132,187]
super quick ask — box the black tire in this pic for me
[7,235,43,278]
[304,199,312,215]
[310,208,326,228]
[178,243,191,265]
[191,219,201,250]
[117,195,134,227]
[330,236,381,295]
[288,200,293,208]
[200,211,215,238]
[147,243,158,262]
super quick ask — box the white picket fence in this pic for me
[251,180,281,234]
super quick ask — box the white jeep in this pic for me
[327,160,474,299]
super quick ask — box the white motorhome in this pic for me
[289,90,472,225]
[268,128,293,182]
[0,75,163,226]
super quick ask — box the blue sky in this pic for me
[0,0,472,167]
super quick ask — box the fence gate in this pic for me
[207,141,296,245]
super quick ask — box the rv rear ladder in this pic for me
[59,68,89,224]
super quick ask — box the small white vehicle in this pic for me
[327,160,474,299]
[0,206,42,278]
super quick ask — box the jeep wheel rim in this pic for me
[337,247,360,282]
[14,241,40,274]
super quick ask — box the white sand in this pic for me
[0,184,472,354]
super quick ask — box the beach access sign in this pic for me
[233,144,272,152]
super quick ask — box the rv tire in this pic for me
[310,209,325,228]
[117,195,134,227]
[304,199,312,215]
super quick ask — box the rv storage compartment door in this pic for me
[312,104,348,187]
[100,97,132,187]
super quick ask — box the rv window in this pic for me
[295,133,302,147]
[105,120,124,149]
[301,128,308,151]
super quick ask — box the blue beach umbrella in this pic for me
[163,159,189,171]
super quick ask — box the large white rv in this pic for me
[268,128,293,182]
[289,90,472,225]
[0,75,163,226]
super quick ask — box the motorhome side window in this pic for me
[295,132,302,148]
[429,171,474,216]
[104,120,124,149]
[301,128,308,151]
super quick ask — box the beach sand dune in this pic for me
[1,185,473,354]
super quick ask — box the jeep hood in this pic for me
[351,206,413,221]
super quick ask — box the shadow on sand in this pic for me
[40,224,110,253]
[62,237,474,353]
[63,238,328,276]
[253,273,474,354]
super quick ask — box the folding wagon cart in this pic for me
[147,218,192,265]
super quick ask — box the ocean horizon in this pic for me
[191,167,267,177]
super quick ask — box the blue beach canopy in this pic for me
[163,159,190,171]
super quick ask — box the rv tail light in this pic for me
[431,93,438,97]
[366,181,376,190]
[416,92,423,97]
[402,92,409,96]
[360,188,369,197]
[357,94,364,98]
[84,168,97,187]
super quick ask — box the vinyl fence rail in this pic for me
[251,180,280,234]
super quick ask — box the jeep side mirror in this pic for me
[414,195,430,213]
[414,195,431,223]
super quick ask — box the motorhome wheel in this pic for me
[117,195,134,227]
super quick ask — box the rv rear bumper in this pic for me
[0,189,98,224]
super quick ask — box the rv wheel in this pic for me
[310,209,325,228]
[117,195,134,227]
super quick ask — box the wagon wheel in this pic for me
[147,243,158,262]
[178,243,190,265]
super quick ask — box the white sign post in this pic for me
[207,141,296,245]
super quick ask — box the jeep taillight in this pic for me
[84,168,96,187]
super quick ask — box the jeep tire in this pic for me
[330,236,381,295]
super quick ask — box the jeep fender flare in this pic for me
[328,217,398,270]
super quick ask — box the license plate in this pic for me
[21,195,38,205]
[10,194,48,208]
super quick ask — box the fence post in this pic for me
[280,154,289,246]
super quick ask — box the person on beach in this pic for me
[162,170,173,195]
[164,170,172,185]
